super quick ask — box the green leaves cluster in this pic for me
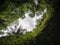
[0,0,52,45]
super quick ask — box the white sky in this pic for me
[34,0,38,5]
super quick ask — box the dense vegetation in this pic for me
[0,0,59,45]
[0,0,48,30]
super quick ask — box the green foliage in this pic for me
[0,0,53,45]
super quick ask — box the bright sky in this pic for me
[34,0,38,5]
